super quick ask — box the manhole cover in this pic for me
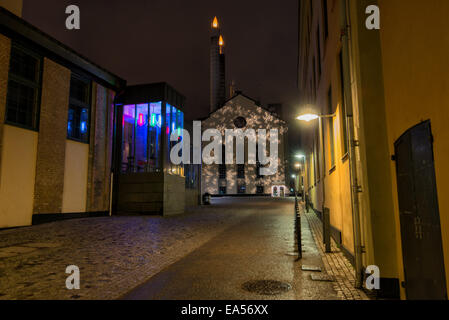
[242,280,292,296]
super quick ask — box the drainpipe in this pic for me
[341,0,364,288]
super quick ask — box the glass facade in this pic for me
[165,103,184,176]
[121,101,183,176]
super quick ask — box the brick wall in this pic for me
[0,34,11,188]
[33,58,70,214]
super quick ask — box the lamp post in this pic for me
[297,112,335,253]
[295,154,306,202]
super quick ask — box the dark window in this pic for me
[328,87,336,169]
[219,186,227,195]
[219,144,226,179]
[6,45,41,130]
[256,162,262,179]
[219,164,226,179]
[339,51,348,156]
[312,57,317,101]
[317,27,322,78]
[185,164,199,189]
[238,183,246,194]
[67,74,91,143]
[237,164,245,179]
[322,0,329,39]
[256,186,264,194]
[256,144,262,179]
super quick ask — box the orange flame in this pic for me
[212,16,219,28]
[219,35,224,46]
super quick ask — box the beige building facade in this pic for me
[0,6,125,228]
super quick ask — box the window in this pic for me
[322,0,329,39]
[238,183,246,194]
[256,144,262,179]
[6,45,42,130]
[219,186,227,195]
[256,185,264,194]
[67,74,91,142]
[328,87,336,170]
[316,27,322,78]
[121,102,164,173]
[339,51,349,156]
[219,144,226,179]
[312,57,317,101]
[185,164,199,189]
[237,164,245,179]
[219,164,226,179]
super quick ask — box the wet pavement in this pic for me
[122,197,338,300]
[0,197,346,300]
[0,204,249,299]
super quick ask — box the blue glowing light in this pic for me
[80,121,87,134]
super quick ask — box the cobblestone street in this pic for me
[0,205,250,300]
[0,198,370,300]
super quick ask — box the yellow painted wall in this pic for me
[324,102,354,254]
[379,0,449,298]
[0,125,38,228]
[62,140,89,213]
[0,0,23,17]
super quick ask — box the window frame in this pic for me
[5,44,43,131]
[237,164,245,179]
[67,73,92,144]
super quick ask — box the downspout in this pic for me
[341,0,364,288]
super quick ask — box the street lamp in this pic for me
[294,154,306,202]
[296,113,319,122]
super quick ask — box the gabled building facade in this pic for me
[201,93,287,196]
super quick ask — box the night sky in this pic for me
[22,0,302,154]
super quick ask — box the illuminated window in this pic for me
[121,102,163,173]
[67,74,90,142]
[6,45,42,130]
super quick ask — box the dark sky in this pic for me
[22,0,302,153]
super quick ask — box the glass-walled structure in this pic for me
[115,83,185,177]
[113,83,187,216]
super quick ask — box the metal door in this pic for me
[395,120,447,300]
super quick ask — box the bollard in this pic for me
[323,207,331,253]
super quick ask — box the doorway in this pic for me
[394,120,447,300]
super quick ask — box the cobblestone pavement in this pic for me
[303,206,371,300]
[0,206,250,300]
[123,197,338,300]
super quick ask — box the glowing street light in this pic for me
[291,174,296,178]
[294,163,301,169]
[296,113,320,122]
[295,154,305,159]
